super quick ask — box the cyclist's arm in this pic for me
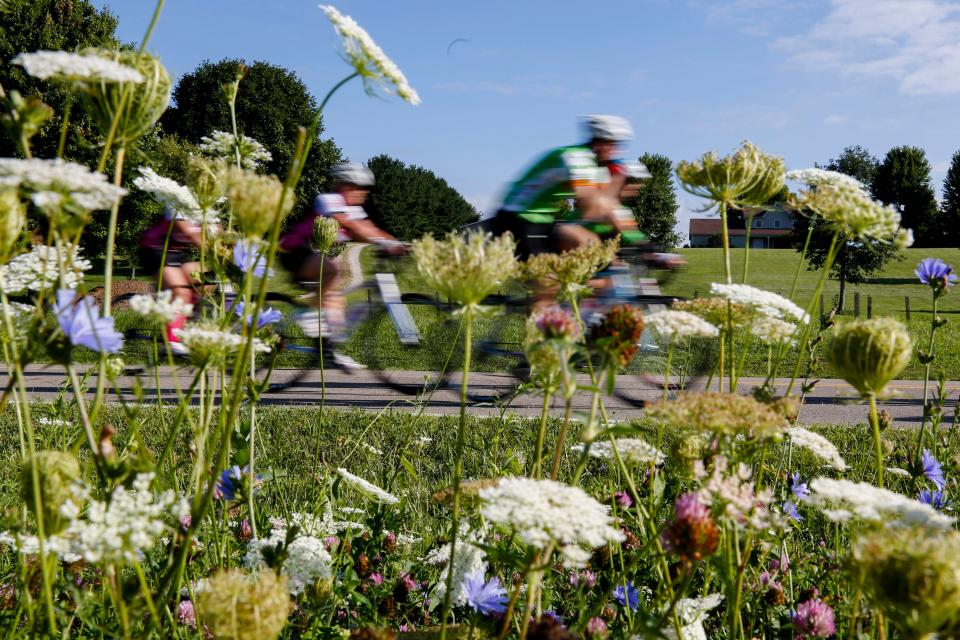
[172,219,205,247]
[334,216,397,245]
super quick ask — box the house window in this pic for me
[774,219,782,229]
[753,219,762,228]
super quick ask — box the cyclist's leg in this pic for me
[160,259,193,348]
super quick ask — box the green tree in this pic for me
[872,145,941,246]
[626,152,679,247]
[0,0,118,160]
[163,59,342,216]
[364,155,479,240]
[792,146,901,311]
[940,150,960,247]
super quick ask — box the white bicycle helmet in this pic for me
[624,160,652,180]
[582,115,634,143]
[330,162,375,187]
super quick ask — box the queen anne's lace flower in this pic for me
[320,5,421,105]
[132,167,203,220]
[200,130,273,170]
[786,427,848,471]
[425,524,488,605]
[0,244,90,293]
[662,593,724,640]
[0,158,126,211]
[13,50,144,83]
[336,468,399,504]
[174,324,271,364]
[573,438,665,465]
[129,290,194,323]
[807,477,954,528]
[412,232,518,309]
[695,456,782,531]
[479,477,625,567]
[710,283,809,324]
[750,315,798,345]
[645,310,720,341]
[244,524,332,595]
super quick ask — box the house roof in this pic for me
[688,218,791,237]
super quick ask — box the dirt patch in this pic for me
[87,280,155,310]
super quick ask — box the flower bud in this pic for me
[225,167,294,238]
[0,90,53,156]
[825,318,911,398]
[186,156,227,211]
[0,188,25,261]
[313,216,340,254]
[196,569,291,640]
[22,450,81,534]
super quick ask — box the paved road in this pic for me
[7,365,958,426]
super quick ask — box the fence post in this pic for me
[693,289,699,299]
[905,296,911,321]
[819,294,825,316]
[854,292,861,317]
[867,295,873,319]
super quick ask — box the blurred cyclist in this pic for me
[279,162,402,369]
[139,205,206,355]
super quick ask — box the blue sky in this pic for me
[98,0,960,241]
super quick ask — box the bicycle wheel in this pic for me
[466,302,530,404]
[254,292,322,393]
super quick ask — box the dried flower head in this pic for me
[588,304,644,366]
[22,450,81,534]
[411,232,517,310]
[226,167,295,238]
[676,141,784,207]
[646,392,787,440]
[825,318,912,398]
[313,216,341,254]
[523,239,619,301]
[660,493,719,565]
[185,156,227,212]
[852,526,960,637]
[0,187,25,261]
[196,569,291,640]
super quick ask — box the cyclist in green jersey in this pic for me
[491,114,637,258]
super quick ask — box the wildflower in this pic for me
[336,468,400,504]
[133,167,204,221]
[645,309,719,341]
[672,296,753,328]
[53,289,123,354]
[792,598,835,638]
[22,451,81,535]
[532,306,580,341]
[0,188,25,261]
[750,315,798,345]
[411,232,517,310]
[782,500,802,522]
[13,49,144,83]
[425,524,488,606]
[760,572,786,605]
[612,581,639,610]
[200,130,273,170]
[919,489,947,510]
[174,324,271,365]
[916,257,956,297]
[710,283,808,324]
[806,477,954,528]
[461,572,507,616]
[225,167,294,238]
[695,456,781,531]
[479,477,625,568]
[664,594,724,640]
[922,449,947,489]
[588,304,645,367]
[614,491,633,509]
[790,473,810,499]
[523,239,619,301]
[233,239,274,278]
[196,570,291,640]
[676,141,784,207]
[245,526,333,596]
[234,301,283,329]
[585,617,608,639]
[826,318,912,398]
[852,526,960,638]
[185,156,227,211]
[319,5,421,105]
[216,465,261,502]
[660,493,719,564]
[0,157,126,213]
[570,569,597,589]
[0,244,90,293]
[646,392,787,440]
[313,216,341,254]
[129,290,194,324]
[573,438,665,465]
[786,427,848,471]
[177,600,197,629]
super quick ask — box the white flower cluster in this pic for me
[645,310,719,341]
[662,593,724,640]
[750,315,798,346]
[0,474,178,564]
[13,50,144,83]
[132,167,203,220]
[0,158,126,211]
[336,468,400,504]
[268,509,363,538]
[710,283,809,325]
[694,456,781,531]
[573,438,665,465]
[129,290,194,323]
[174,325,271,362]
[479,477,625,567]
[425,524,487,606]
[244,524,333,595]
[0,244,91,293]
[199,130,273,170]
[786,426,848,471]
[807,477,954,528]
[786,168,864,191]
[320,5,421,105]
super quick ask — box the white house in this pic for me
[688,206,796,248]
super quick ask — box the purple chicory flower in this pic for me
[922,449,946,489]
[233,239,273,278]
[53,289,124,353]
[234,301,282,328]
[919,488,948,510]
[612,581,639,611]
[793,598,835,638]
[916,257,956,290]
[782,500,803,522]
[789,472,810,500]
[215,465,261,502]
[461,572,507,616]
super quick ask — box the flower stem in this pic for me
[868,393,885,488]
[531,389,553,478]
[916,295,939,458]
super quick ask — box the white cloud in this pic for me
[775,0,960,95]
[824,113,847,125]
[700,0,807,36]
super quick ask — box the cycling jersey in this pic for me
[281,193,368,253]
[140,206,197,252]
[500,145,609,223]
